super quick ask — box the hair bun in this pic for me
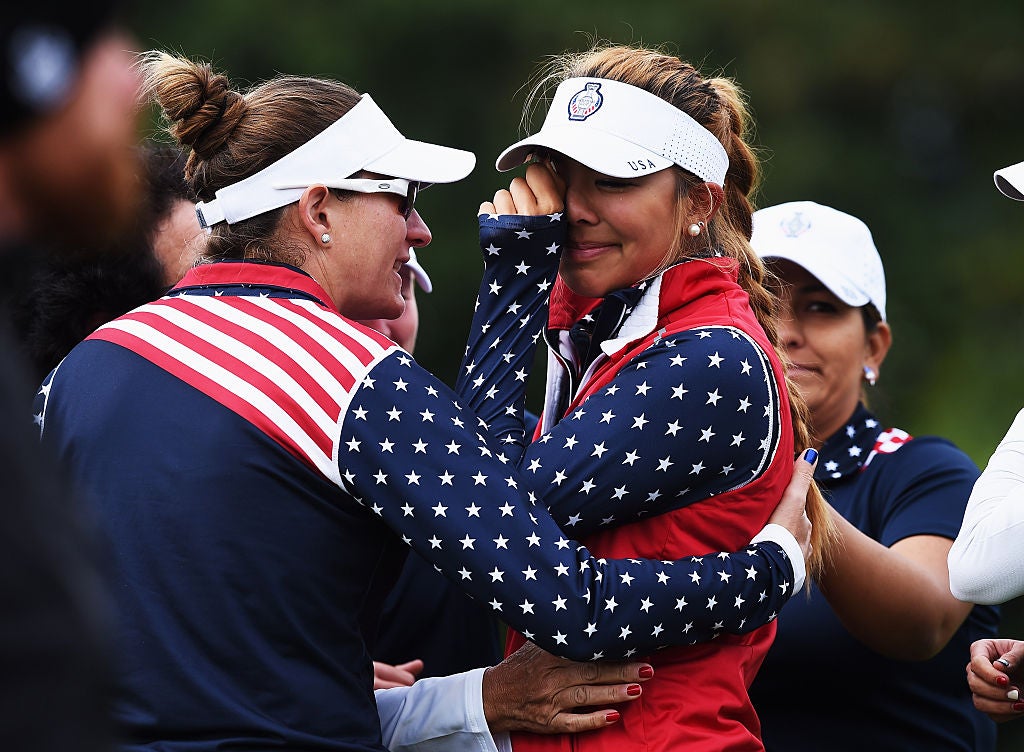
[142,51,246,161]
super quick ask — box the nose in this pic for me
[406,210,432,248]
[564,184,598,225]
[778,309,802,351]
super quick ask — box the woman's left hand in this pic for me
[482,640,652,734]
[480,161,565,217]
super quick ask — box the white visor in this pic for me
[195,94,475,228]
[495,77,729,184]
[994,160,1024,201]
[405,247,432,293]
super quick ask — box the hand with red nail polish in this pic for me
[966,638,1024,722]
[482,640,653,734]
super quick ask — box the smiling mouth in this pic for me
[566,241,615,261]
[787,364,818,377]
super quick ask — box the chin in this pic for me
[559,261,638,299]
[559,270,612,299]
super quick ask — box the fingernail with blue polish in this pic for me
[803,448,818,464]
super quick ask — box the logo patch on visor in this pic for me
[781,212,812,238]
[568,82,603,121]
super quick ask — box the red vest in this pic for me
[510,259,794,752]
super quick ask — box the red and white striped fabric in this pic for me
[89,292,396,485]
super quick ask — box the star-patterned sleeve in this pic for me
[337,352,795,661]
[453,213,564,453]
[518,327,782,538]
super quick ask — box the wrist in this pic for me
[482,665,513,734]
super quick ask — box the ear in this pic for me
[687,182,725,224]
[864,321,892,378]
[297,185,333,246]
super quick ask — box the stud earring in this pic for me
[863,365,877,386]
[320,233,331,244]
[687,221,705,237]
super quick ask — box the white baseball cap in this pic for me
[405,247,432,293]
[495,77,729,184]
[994,160,1024,201]
[195,94,475,228]
[751,201,887,321]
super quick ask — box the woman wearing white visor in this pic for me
[950,159,1024,724]
[478,44,832,752]
[33,51,816,752]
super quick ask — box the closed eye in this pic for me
[805,299,839,314]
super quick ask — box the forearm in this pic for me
[454,214,563,452]
[820,510,970,659]
[949,407,1024,604]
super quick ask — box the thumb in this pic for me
[787,448,818,500]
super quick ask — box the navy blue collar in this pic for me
[565,284,647,376]
[816,403,884,482]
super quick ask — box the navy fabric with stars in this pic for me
[32,216,796,751]
[526,326,783,535]
[751,403,999,752]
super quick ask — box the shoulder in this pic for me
[857,432,980,530]
[629,326,778,392]
[867,433,978,479]
[648,325,773,365]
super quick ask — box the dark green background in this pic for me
[126,1,1024,746]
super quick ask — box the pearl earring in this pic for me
[321,233,331,244]
[687,221,705,237]
[863,365,877,386]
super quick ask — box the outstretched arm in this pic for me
[339,356,800,659]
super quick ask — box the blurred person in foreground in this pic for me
[747,201,998,751]
[0,5,141,752]
[950,160,1024,723]
[13,142,199,382]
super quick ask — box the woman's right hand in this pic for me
[767,448,817,563]
[372,659,424,690]
[480,161,565,217]
[967,638,1024,722]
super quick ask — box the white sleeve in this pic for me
[375,667,510,752]
[948,407,1024,604]
[752,523,805,593]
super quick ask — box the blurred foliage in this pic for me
[125,1,1024,746]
